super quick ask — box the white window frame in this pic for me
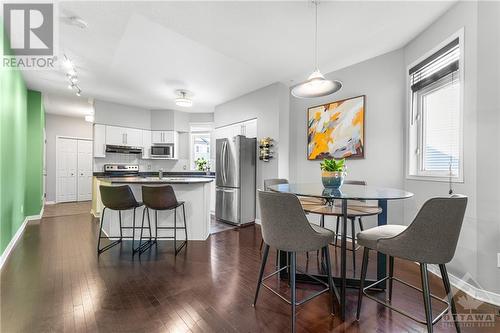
[406,28,464,183]
[189,122,213,171]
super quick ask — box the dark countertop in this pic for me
[97,176,213,184]
[93,171,215,179]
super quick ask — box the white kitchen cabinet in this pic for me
[126,128,143,147]
[243,119,257,138]
[106,125,143,146]
[152,130,177,144]
[93,124,106,157]
[214,119,257,140]
[142,130,151,159]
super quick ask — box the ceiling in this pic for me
[21,1,456,116]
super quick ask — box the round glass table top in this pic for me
[267,183,414,201]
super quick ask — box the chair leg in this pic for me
[351,218,356,274]
[155,210,158,242]
[358,217,364,231]
[356,247,369,320]
[324,246,336,315]
[131,207,137,256]
[174,207,178,254]
[334,216,340,247]
[253,243,270,306]
[420,263,434,333]
[118,210,123,239]
[316,215,325,258]
[388,256,394,301]
[137,207,146,254]
[440,264,461,333]
[97,207,106,254]
[182,203,188,242]
[290,252,297,333]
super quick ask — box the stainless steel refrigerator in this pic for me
[215,135,256,225]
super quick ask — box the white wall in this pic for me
[94,100,151,129]
[214,82,290,190]
[45,114,93,202]
[402,1,500,294]
[289,49,406,230]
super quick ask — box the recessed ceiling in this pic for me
[21,1,456,115]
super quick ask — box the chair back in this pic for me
[100,185,139,210]
[378,195,467,264]
[142,185,178,210]
[263,178,288,191]
[258,190,330,252]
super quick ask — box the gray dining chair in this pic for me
[254,190,337,333]
[260,178,324,252]
[356,195,467,333]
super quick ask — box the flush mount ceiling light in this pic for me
[291,0,342,98]
[175,90,193,107]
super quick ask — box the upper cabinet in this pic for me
[93,124,106,158]
[214,119,257,140]
[142,130,151,159]
[151,130,177,144]
[106,125,143,147]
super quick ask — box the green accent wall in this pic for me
[25,91,45,216]
[1,22,45,255]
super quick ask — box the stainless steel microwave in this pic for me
[151,145,174,158]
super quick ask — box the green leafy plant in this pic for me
[320,158,346,172]
[195,157,208,171]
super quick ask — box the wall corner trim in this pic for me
[426,263,500,307]
[0,205,44,271]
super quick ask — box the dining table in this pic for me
[268,182,414,320]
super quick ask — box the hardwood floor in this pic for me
[1,203,498,332]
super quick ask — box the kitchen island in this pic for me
[91,176,213,241]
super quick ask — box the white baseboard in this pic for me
[255,218,261,225]
[0,205,44,271]
[425,264,500,307]
[45,200,56,205]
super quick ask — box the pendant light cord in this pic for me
[314,0,318,71]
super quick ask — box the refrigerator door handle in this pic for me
[222,140,228,184]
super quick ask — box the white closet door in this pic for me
[77,140,93,201]
[56,138,77,202]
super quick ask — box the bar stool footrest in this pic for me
[363,275,450,325]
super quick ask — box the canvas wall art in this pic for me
[307,95,365,160]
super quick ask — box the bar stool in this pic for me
[356,195,467,333]
[97,185,145,255]
[254,190,338,333]
[139,185,188,255]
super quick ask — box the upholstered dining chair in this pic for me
[254,190,337,333]
[356,195,467,333]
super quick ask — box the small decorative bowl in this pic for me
[321,170,345,188]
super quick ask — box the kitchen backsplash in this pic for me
[93,153,215,173]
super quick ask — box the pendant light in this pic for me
[291,0,342,98]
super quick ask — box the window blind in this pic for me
[409,38,459,92]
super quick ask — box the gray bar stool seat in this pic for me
[97,185,146,255]
[356,195,467,333]
[253,190,338,333]
[139,185,188,255]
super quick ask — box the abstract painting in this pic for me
[307,95,365,160]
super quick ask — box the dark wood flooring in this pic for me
[1,203,498,332]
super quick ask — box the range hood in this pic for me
[105,145,143,154]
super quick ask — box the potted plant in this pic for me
[320,158,346,188]
[195,157,208,172]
